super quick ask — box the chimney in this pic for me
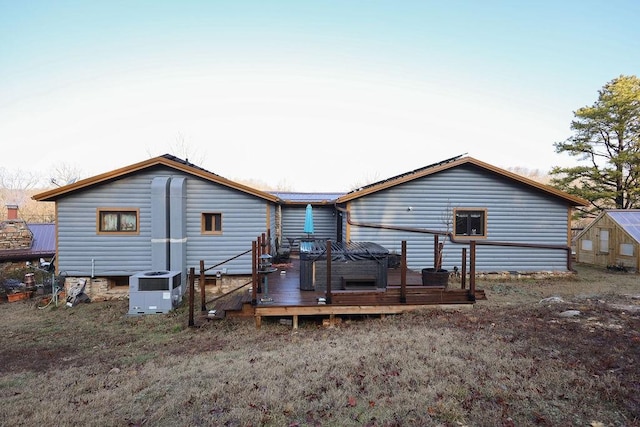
[6,205,18,220]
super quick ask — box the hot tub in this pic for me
[299,240,389,291]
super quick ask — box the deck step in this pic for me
[209,290,252,315]
[330,288,485,305]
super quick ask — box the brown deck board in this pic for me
[201,255,485,327]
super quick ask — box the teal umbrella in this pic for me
[304,204,314,237]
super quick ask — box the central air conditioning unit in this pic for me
[128,270,183,315]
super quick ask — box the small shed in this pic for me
[299,240,389,291]
[574,209,640,272]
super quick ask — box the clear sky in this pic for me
[1,1,639,192]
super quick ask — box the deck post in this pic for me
[400,240,407,303]
[251,240,258,305]
[257,236,263,293]
[325,239,332,304]
[461,248,467,290]
[469,241,476,301]
[260,233,269,255]
[188,267,195,327]
[200,260,206,312]
[267,228,271,255]
[255,314,262,329]
[293,315,298,329]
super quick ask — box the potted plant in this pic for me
[422,204,452,287]
[3,278,31,302]
[422,241,449,287]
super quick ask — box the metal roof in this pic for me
[348,154,465,194]
[0,223,56,261]
[33,154,279,203]
[336,155,589,206]
[607,210,640,243]
[270,192,345,204]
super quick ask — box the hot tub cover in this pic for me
[299,240,389,262]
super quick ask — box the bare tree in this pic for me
[146,132,207,166]
[350,171,382,191]
[0,168,55,222]
[48,162,84,187]
[0,167,40,209]
[506,167,551,184]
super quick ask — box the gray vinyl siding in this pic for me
[281,205,338,250]
[185,177,269,275]
[56,167,271,277]
[346,165,571,272]
[56,174,155,277]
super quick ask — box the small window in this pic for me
[454,209,486,237]
[620,243,634,257]
[599,228,610,254]
[202,213,222,234]
[581,239,593,251]
[98,209,139,233]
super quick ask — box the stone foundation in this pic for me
[62,274,252,302]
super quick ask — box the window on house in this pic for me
[98,209,139,233]
[599,229,610,253]
[620,243,634,257]
[202,212,222,234]
[581,239,593,251]
[454,209,486,237]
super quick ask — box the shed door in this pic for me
[598,228,610,254]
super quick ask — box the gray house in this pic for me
[33,155,280,300]
[334,155,588,274]
[269,192,344,253]
[33,153,587,300]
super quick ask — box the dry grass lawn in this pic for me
[1,263,639,426]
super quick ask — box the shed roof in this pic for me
[32,154,279,203]
[0,222,56,261]
[607,210,640,243]
[336,155,589,206]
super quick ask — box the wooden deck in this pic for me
[205,255,485,328]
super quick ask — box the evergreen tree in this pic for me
[551,75,640,216]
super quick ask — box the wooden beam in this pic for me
[251,240,257,305]
[200,259,206,312]
[469,241,476,300]
[326,240,332,304]
[267,228,271,255]
[254,304,473,316]
[400,240,407,303]
[461,248,467,290]
[188,267,195,327]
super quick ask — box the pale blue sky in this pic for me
[1,1,638,191]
